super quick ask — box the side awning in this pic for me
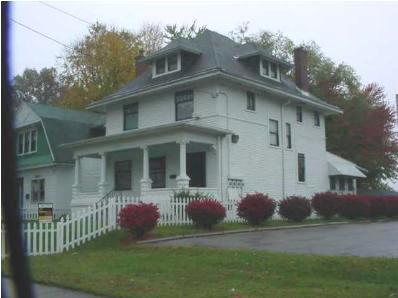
[327,152,366,178]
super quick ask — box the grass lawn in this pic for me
[4,227,398,298]
[151,218,349,239]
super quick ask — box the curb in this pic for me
[137,221,353,244]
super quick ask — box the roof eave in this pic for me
[139,46,202,64]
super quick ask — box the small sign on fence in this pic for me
[38,203,53,222]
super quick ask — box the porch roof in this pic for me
[327,152,367,178]
[59,122,232,149]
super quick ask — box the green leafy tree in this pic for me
[59,22,142,109]
[12,67,64,104]
[164,20,207,42]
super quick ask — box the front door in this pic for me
[17,177,24,208]
[187,152,206,187]
[114,160,132,190]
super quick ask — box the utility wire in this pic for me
[11,18,73,50]
[39,1,92,25]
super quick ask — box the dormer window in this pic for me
[153,53,181,78]
[260,59,280,81]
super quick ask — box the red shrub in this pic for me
[311,192,341,219]
[338,195,369,219]
[237,193,276,225]
[384,196,398,218]
[367,196,387,218]
[117,203,160,239]
[186,199,226,229]
[278,196,311,222]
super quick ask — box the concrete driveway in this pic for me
[154,221,398,257]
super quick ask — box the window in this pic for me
[155,58,166,75]
[330,177,336,190]
[260,59,279,80]
[286,123,292,149]
[153,53,180,77]
[298,153,305,182]
[114,160,132,191]
[31,179,45,202]
[175,90,194,121]
[347,178,354,191]
[339,177,346,191]
[124,103,138,130]
[167,53,178,71]
[269,119,279,146]
[17,128,37,155]
[150,157,166,188]
[246,91,255,111]
[314,111,320,126]
[296,106,303,123]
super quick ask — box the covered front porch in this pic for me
[65,123,229,210]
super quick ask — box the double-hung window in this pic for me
[314,111,320,126]
[31,179,45,202]
[298,153,306,182]
[296,106,303,123]
[149,157,166,188]
[175,90,194,121]
[260,59,279,80]
[124,103,138,130]
[17,128,37,155]
[339,177,346,191]
[285,123,292,149]
[269,119,279,146]
[246,91,255,111]
[154,53,180,77]
[330,177,336,190]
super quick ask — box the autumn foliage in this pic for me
[278,196,312,222]
[186,199,226,229]
[237,193,276,225]
[311,192,341,219]
[117,203,160,239]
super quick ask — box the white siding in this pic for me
[17,165,73,210]
[79,157,101,193]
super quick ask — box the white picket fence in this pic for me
[19,208,71,221]
[1,193,242,258]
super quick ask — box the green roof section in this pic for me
[17,102,105,168]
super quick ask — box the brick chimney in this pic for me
[294,47,309,92]
[135,49,148,77]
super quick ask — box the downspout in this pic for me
[281,99,292,199]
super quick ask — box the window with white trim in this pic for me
[298,153,306,182]
[296,106,303,123]
[314,111,320,126]
[260,59,280,81]
[153,53,181,77]
[286,123,292,149]
[269,119,279,146]
[31,178,45,202]
[246,91,255,111]
[17,128,37,155]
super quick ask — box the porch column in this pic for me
[72,156,81,199]
[98,152,109,197]
[140,145,152,193]
[176,140,190,189]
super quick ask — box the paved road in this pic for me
[155,221,398,257]
[2,277,104,298]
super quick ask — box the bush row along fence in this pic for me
[1,193,243,258]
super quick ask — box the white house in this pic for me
[59,30,366,211]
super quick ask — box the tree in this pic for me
[12,67,64,104]
[230,24,398,189]
[137,22,164,54]
[164,20,207,42]
[58,22,142,109]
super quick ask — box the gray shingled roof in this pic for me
[26,102,104,163]
[88,30,341,113]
